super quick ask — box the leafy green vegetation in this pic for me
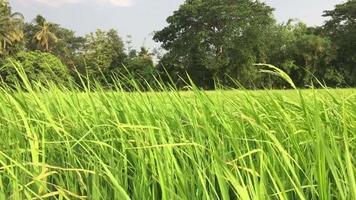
[0,51,72,87]
[0,71,355,199]
[1,0,356,89]
[154,0,356,88]
[0,0,355,198]
[0,0,23,56]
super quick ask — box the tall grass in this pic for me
[0,66,355,199]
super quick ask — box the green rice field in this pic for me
[0,85,355,199]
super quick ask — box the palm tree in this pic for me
[33,15,58,52]
[0,0,24,55]
[138,47,153,60]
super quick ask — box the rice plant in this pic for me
[0,67,355,199]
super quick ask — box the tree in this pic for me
[82,29,126,83]
[0,51,72,87]
[123,47,156,88]
[266,21,339,87]
[32,15,58,52]
[49,26,85,69]
[154,0,275,88]
[322,0,356,86]
[24,16,86,70]
[0,0,24,56]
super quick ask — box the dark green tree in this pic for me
[266,21,340,87]
[322,0,356,86]
[123,47,156,88]
[82,29,126,83]
[154,0,275,88]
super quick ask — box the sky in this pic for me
[9,0,344,50]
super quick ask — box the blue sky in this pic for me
[10,0,343,50]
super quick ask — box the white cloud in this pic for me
[96,0,133,7]
[21,0,134,7]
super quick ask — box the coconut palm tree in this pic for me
[138,47,154,60]
[33,15,58,52]
[0,0,24,55]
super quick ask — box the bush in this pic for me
[0,51,73,87]
[115,55,157,90]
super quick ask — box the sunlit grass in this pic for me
[0,66,355,199]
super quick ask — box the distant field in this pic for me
[0,88,355,200]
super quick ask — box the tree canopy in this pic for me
[0,0,355,89]
[322,0,356,86]
[0,0,23,56]
[154,0,275,88]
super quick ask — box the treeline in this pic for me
[1,0,355,89]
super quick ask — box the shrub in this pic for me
[0,51,73,87]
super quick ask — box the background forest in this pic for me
[1,0,355,89]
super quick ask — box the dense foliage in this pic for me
[154,0,356,88]
[154,0,275,88]
[0,51,72,86]
[0,0,23,56]
[0,81,355,199]
[322,0,356,86]
[0,0,355,89]
[0,1,355,199]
